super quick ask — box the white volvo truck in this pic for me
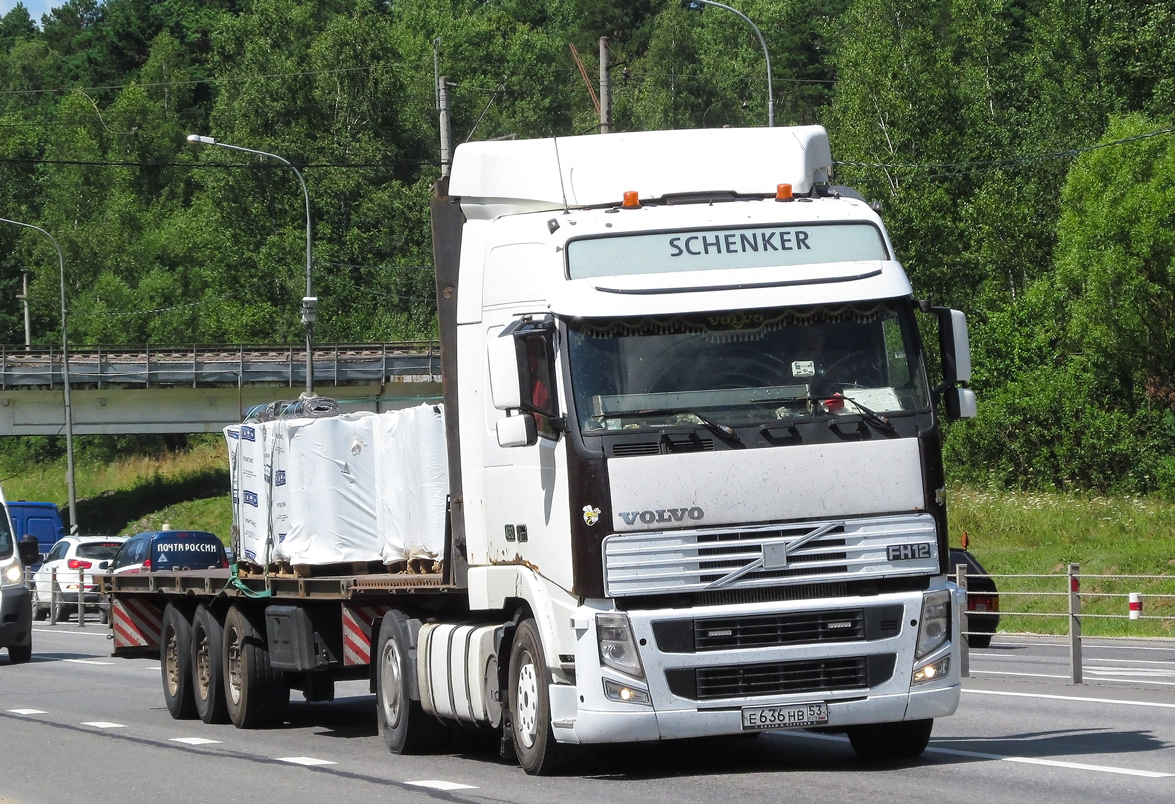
[106,125,976,775]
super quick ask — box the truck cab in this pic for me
[430,125,975,771]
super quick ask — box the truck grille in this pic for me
[603,514,938,597]
[652,605,905,653]
[665,654,896,700]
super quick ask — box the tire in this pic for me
[222,605,289,729]
[191,605,229,724]
[847,719,933,761]
[508,618,566,775]
[31,591,47,622]
[375,611,447,754]
[966,632,992,649]
[161,604,198,720]
[55,603,73,622]
[8,643,32,664]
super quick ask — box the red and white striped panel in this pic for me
[342,604,392,667]
[112,597,164,651]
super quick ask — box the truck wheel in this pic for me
[222,605,289,728]
[508,618,566,775]
[375,610,447,754]
[191,605,229,724]
[161,604,198,720]
[8,643,32,664]
[847,719,933,761]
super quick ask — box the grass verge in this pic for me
[949,485,1175,638]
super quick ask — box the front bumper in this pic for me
[554,586,962,745]
[1,583,33,648]
[555,681,960,743]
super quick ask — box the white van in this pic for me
[1,487,38,664]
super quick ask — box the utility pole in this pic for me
[599,37,611,134]
[438,75,452,177]
[17,272,30,350]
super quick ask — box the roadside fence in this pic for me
[955,562,1175,683]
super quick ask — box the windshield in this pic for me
[566,301,930,434]
[78,542,124,561]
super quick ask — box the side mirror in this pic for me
[496,414,537,448]
[944,387,977,420]
[937,308,972,385]
[18,534,39,567]
[487,327,523,411]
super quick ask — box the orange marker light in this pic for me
[622,190,640,208]
[776,183,794,201]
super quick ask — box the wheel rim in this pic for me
[379,637,404,729]
[164,629,181,696]
[194,627,211,698]
[515,648,539,749]
[226,624,243,706]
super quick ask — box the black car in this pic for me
[949,547,1000,649]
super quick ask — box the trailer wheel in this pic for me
[375,611,446,754]
[191,605,229,724]
[847,719,933,761]
[508,618,566,775]
[161,604,197,720]
[222,605,289,728]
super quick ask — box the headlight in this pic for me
[596,612,645,679]
[916,590,951,658]
[913,656,950,685]
[2,561,24,587]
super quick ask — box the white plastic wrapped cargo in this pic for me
[376,404,449,563]
[273,412,383,566]
[225,422,273,566]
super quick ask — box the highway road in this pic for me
[2,623,1173,804]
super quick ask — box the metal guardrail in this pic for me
[956,562,1175,683]
[0,342,441,390]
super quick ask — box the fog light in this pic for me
[913,656,950,685]
[603,678,651,705]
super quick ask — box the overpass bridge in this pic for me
[0,343,443,435]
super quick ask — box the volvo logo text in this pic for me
[618,507,704,526]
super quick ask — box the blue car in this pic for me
[110,530,228,575]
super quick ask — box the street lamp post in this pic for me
[0,218,78,532]
[186,134,317,398]
[684,0,775,127]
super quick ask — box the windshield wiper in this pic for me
[831,395,897,434]
[599,407,744,444]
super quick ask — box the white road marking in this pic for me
[969,669,1070,680]
[31,628,109,636]
[7,709,47,715]
[789,730,1173,778]
[970,668,1175,687]
[82,721,126,729]
[171,737,221,745]
[1086,667,1175,678]
[63,659,114,666]
[965,688,1175,709]
[927,745,1174,778]
[989,640,1175,653]
[1081,657,1175,666]
[406,781,478,791]
[277,757,336,766]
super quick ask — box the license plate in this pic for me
[741,702,829,731]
